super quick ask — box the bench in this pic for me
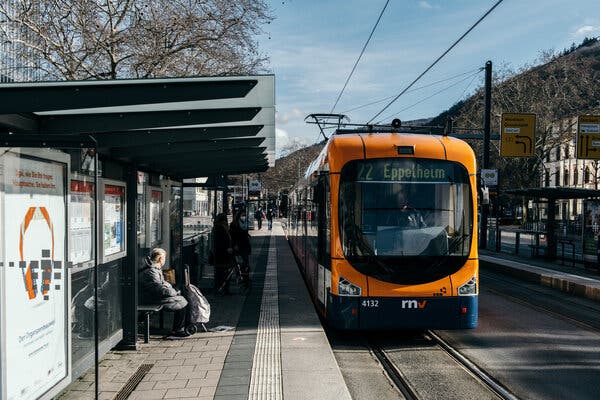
[557,238,576,267]
[138,304,163,343]
[529,244,547,257]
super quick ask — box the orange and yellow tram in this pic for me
[287,128,478,329]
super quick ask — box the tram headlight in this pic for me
[338,276,362,297]
[458,276,477,296]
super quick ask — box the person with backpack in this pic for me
[230,209,251,283]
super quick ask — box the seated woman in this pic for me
[139,248,189,337]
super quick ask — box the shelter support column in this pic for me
[546,197,557,261]
[118,166,139,350]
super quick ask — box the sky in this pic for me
[257,0,600,157]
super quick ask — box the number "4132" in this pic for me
[361,299,379,308]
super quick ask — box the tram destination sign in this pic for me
[348,158,469,183]
[576,115,600,160]
[500,113,536,157]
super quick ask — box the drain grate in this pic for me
[112,363,153,400]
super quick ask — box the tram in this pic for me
[287,123,478,329]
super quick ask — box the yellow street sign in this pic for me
[500,113,536,157]
[577,115,600,160]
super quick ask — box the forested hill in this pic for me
[261,142,324,194]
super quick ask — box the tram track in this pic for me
[370,341,420,400]
[366,332,519,400]
[426,330,519,400]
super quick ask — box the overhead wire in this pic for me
[329,0,391,114]
[341,67,483,114]
[375,68,484,124]
[368,0,505,123]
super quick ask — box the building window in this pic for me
[585,166,591,183]
[574,167,578,185]
[545,150,550,163]
[564,144,570,159]
[556,147,561,161]
[554,170,560,186]
[563,169,569,186]
[573,200,578,216]
[545,170,550,187]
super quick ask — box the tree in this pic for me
[0,0,272,80]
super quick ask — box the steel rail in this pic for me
[370,342,420,400]
[427,330,520,400]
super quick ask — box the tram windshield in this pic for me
[339,158,473,284]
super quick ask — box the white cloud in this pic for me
[572,25,600,38]
[418,1,433,9]
[276,108,305,125]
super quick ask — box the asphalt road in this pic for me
[436,270,600,400]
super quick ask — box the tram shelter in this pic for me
[505,187,600,261]
[0,76,274,399]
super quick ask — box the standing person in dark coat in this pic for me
[267,208,274,230]
[139,248,189,337]
[254,207,263,230]
[230,210,251,283]
[212,213,233,294]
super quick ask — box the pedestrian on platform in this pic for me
[212,213,233,294]
[139,248,190,337]
[230,210,251,283]
[255,207,264,230]
[267,207,274,230]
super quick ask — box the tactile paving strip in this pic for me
[248,238,282,400]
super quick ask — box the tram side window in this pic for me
[316,177,331,267]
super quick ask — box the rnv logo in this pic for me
[401,300,428,309]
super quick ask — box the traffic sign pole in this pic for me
[480,61,492,250]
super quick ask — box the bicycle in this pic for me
[217,255,251,295]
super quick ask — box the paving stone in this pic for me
[142,372,178,382]
[128,389,167,399]
[98,381,124,392]
[133,381,156,390]
[175,351,203,359]
[199,385,218,397]
[154,379,190,389]
[175,369,208,380]
[182,357,213,366]
[149,365,168,374]
[155,358,186,367]
[98,391,116,400]
[214,383,248,396]
[164,387,201,398]
[146,353,176,360]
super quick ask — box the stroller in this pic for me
[182,265,211,334]
[217,255,251,295]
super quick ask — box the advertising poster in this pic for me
[103,184,124,257]
[149,189,162,245]
[583,200,600,262]
[1,152,68,400]
[69,180,94,266]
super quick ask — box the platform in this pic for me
[58,222,351,400]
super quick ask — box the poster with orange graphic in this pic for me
[1,150,68,400]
